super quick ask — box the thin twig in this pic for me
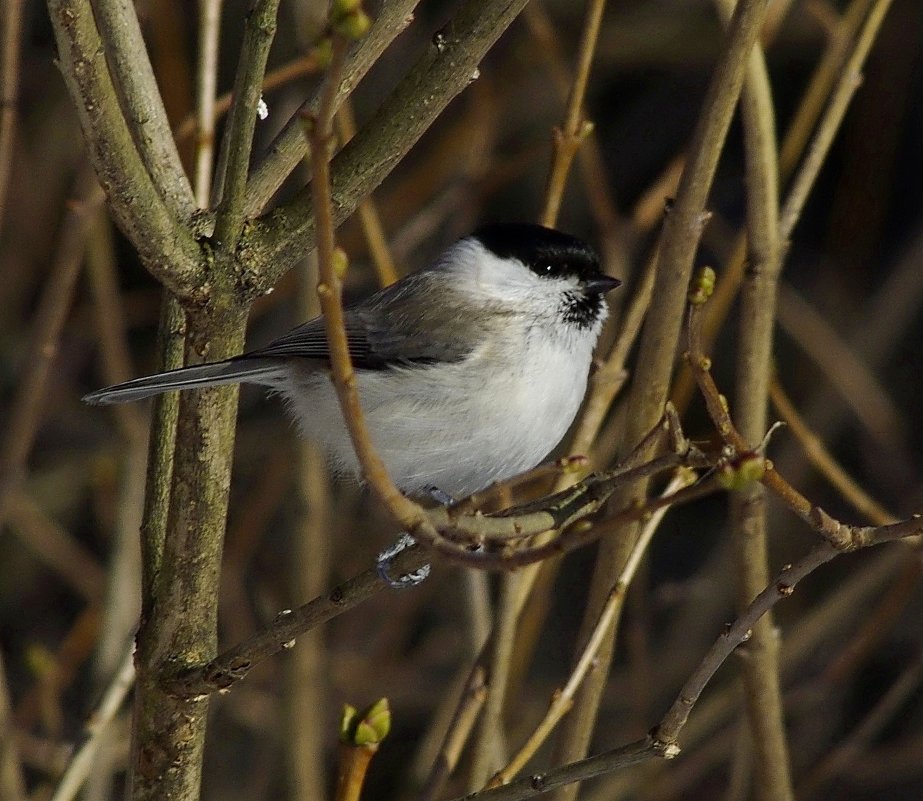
[539,0,608,227]
[243,0,422,216]
[307,33,435,543]
[47,0,202,301]
[450,738,669,801]
[173,539,432,697]
[194,0,224,208]
[49,647,135,801]
[553,1,772,791]
[335,100,399,286]
[212,0,281,251]
[451,458,588,518]
[522,3,625,255]
[488,471,695,788]
[89,0,195,216]
[0,0,25,232]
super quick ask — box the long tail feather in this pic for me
[82,359,286,405]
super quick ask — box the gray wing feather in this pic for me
[84,269,485,405]
[247,271,481,368]
[82,359,287,405]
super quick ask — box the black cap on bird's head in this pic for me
[472,222,621,295]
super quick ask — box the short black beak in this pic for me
[585,274,622,294]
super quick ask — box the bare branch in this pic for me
[212,0,281,251]
[47,0,203,300]
[539,0,607,227]
[243,0,422,216]
[553,1,772,789]
[245,0,533,292]
[89,0,195,216]
[193,0,224,207]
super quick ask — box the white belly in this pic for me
[282,333,593,498]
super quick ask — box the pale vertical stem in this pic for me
[195,0,224,207]
[551,3,771,798]
[83,206,145,801]
[712,0,793,796]
[212,0,281,250]
[335,101,399,286]
[286,252,332,801]
[469,578,517,789]
[85,207,146,441]
[484,0,612,779]
[0,0,25,232]
[539,0,608,227]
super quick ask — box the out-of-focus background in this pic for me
[2,1,923,799]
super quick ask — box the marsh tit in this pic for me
[84,223,621,499]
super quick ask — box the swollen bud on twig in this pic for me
[688,265,716,306]
[336,699,390,801]
[334,9,372,39]
[340,698,391,746]
[333,247,350,279]
[716,453,765,490]
[331,0,372,39]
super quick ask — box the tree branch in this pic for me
[89,0,195,217]
[244,0,533,293]
[712,0,793,796]
[212,0,280,252]
[242,0,422,217]
[47,0,203,301]
[552,2,772,792]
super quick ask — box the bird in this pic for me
[84,222,621,500]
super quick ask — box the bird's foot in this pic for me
[376,532,430,589]
[426,486,456,506]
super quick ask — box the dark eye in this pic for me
[543,263,563,275]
